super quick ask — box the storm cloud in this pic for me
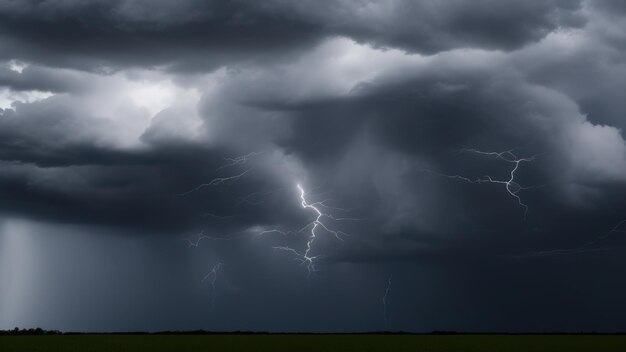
[1,0,626,332]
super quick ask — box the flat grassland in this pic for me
[2,334,626,352]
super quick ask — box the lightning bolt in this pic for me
[272,183,358,276]
[202,262,223,310]
[383,275,392,329]
[430,148,539,219]
[519,219,626,257]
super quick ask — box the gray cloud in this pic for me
[0,0,584,72]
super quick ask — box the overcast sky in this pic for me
[1,0,626,333]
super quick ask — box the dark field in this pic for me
[2,334,626,352]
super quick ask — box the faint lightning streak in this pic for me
[185,230,258,247]
[203,212,235,220]
[202,262,223,310]
[383,275,392,329]
[256,228,299,237]
[176,168,252,197]
[235,188,284,206]
[432,148,539,219]
[186,231,211,247]
[255,223,324,239]
[520,219,626,257]
[178,152,261,312]
[215,152,263,171]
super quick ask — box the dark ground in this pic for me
[2,334,626,352]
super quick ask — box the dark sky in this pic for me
[1,0,626,333]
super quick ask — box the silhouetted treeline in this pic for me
[0,328,623,336]
[0,327,61,335]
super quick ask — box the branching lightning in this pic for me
[202,262,223,310]
[272,183,359,276]
[520,219,626,257]
[431,148,539,219]
[236,190,273,206]
[383,275,392,329]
